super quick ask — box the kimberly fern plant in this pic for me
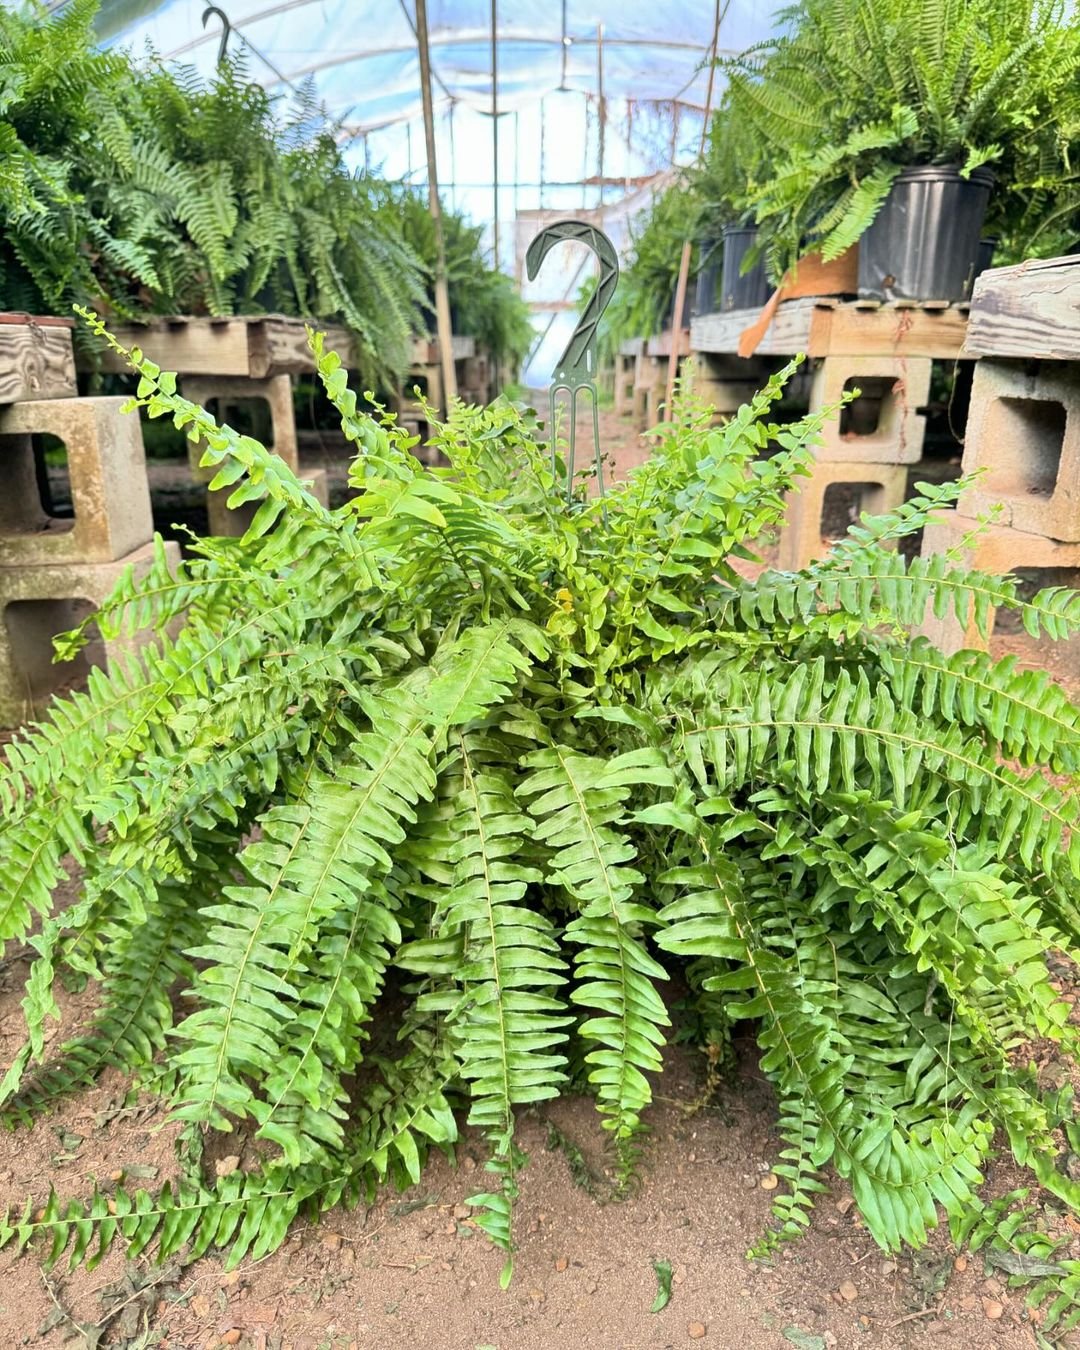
[4,315,1080,1316]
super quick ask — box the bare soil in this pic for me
[3,404,1078,1348]
[0,979,1058,1350]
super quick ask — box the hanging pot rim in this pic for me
[892,163,995,189]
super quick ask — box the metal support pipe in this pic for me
[491,0,500,269]
[597,24,605,211]
[663,0,722,420]
[415,0,457,407]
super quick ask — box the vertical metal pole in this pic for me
[582,94,588,210]
[491,0,499,269]
[448,101,457,213]
[513,109,520,221]
[663,0,721,421]
[539,96,546,211]
[597,24,605,212]
[625,98,634,194]
[415,0,457,405]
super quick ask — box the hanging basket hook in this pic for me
[202,4,233,67]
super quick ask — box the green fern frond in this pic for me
[520,747,673,1178]
[400,733,569,1275]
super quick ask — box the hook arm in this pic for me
[202,5,232,67]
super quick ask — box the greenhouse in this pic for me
[3,0,1080,1345]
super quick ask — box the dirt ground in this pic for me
[0,979,1065,1350]
[6,399,1079,1349]
[0,1012,1062,1350]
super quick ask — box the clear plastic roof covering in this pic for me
[93,2,778,227]
[88,0,781,379]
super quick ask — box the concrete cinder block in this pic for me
[183,373,299,482]
[460,355,491,404]
[778,459,909,571]
[205,467,329,538]
[0,397,154,566]
[810,355,932,464]
[690,376,761,416]
[184,374,303,535]
[0,539,181,727]
[632,354,666,430]
[613,352,636,419]
[959,358,1080,541]
[918,509,1080,653]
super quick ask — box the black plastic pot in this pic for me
[857,165,994,303]
[693,236,723,316]
[972,236,999,285]
[720,226,771,312]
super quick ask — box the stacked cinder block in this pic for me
[0,316,177,726]
[778,354,931,569]
[613,340,641,419]
[919,255,1080,652]
[919,361,1080,649]
[632,351,665,428]
[393,333,480,450]
[459,352,492,405]
[689,294,972,570]
[688,352,772,420]
[183,373,328,536]
[90,314,346,537]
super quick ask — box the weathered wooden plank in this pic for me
[964,254,1080,360]
[821,303,968,359]
[618,337,645,357]
[410,335,476,365]
[645,329,690,358]
[691,298,968,359]
[0,317,77,403]
[91,318,255,376]
[451,334,475,362]
[82,314,356,377]
[257,318,355,376]
[690,298,820,355]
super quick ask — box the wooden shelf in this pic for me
[0,313,77,403]
[410,334,476,364]
[691,297,970,360]
[964,254,1080,361]
[83,313,356,378]
[645,330,690,358]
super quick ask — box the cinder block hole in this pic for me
[993,566,1080,635]
[986,397,1066,498]
[3,598,106,703]
[839,377,895,437]
[0,433,75,535]
[822,481,888,540]
[38,434,75,518]
[202,396,274,448]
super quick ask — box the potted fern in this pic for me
[724,0,1079,300]
[692,101,772,312]
[4,315,1080,1324]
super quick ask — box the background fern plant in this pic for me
[390,186,535,370]
[4,317,1080,1312]
[722,0,1080,279]
[1,2,527,386]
